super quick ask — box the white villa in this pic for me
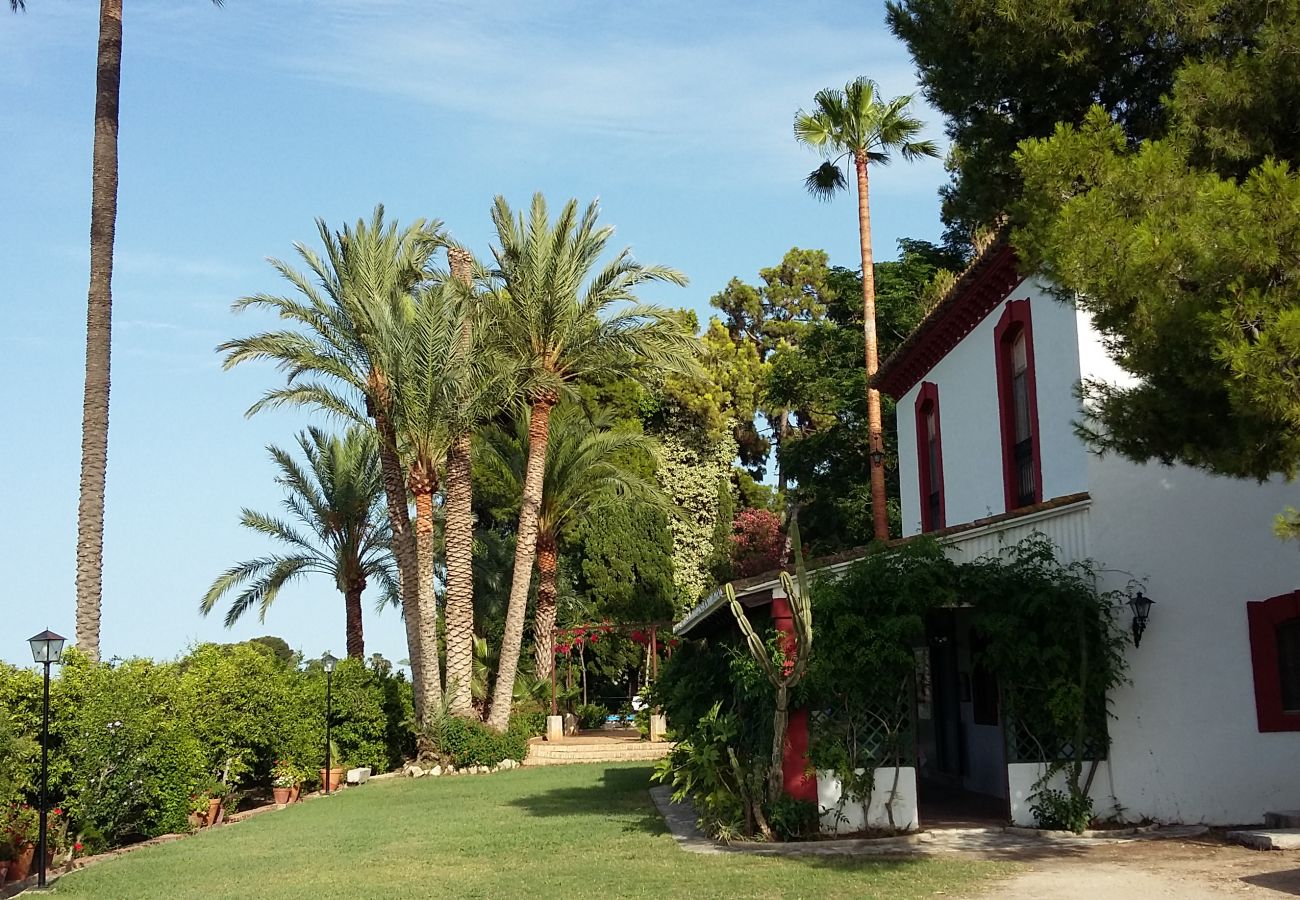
[678,238,1300,829]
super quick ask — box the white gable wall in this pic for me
[897,277,1089,535]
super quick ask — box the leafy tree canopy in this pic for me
[570,503,676,623]
[1012,1,1300,482]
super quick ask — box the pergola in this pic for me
[549,620,674,716]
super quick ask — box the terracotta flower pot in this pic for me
[207,798,222,826]
[288,784,301,803]
[6,843,33,882]
[319,767,345,792]
[273,787,292,806]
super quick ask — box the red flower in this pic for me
[73,842,83,853]
[589,634,600,644]
[52,808,62,817]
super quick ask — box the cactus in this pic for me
[727,519,813,806]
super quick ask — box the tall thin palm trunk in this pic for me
[486,399,552,732]
[75,0,124,661]
[345,578,365,659]
[443,247,477,717]
[855,153,889,542]
[410,467,443,719]
[369,379,424,710]
[531,532,559,681]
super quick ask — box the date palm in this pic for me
[218,208,446,715]
[200,427,397,659]
[10,0,222,659]
[481,193,697,731]
[380,271,519,719]
[477,403,666,681]
[796,77,939,541]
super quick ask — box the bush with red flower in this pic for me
[730,507,784,576]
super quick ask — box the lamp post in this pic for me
[28,630,66,889]
[322,652,337,795]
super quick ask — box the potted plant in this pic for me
[0,834,13,884]
[271,761,294,806]
[289,762,310,802]
[3,804,37,883]
[319,741,346,793]
[188,792,211,829]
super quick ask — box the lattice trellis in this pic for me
[810,674,917,768]
[1004,715,1108,764]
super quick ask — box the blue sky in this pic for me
[0,0,949,669]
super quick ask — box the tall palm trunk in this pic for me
[368,376,424,710]
[410,466,443,721]
[443,247,477,717]
[75,0,124,661]
[531,531,559,681]
[345,577,365,659]
[486,398,552,732]
[855,153,889,542]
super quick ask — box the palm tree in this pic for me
[443,246,481,718]
[11,0,222,661]
[480,193,697,731]
[200,427,397,658]
[477,403,665,681]
[795,77,939,542]
[380,271,517,720]
[218,208,447,716]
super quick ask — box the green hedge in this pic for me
[0,642,415,852]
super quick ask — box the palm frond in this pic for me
[804,161,847,201]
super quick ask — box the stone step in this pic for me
[1228,828,1300,851]
[524,742,674,766]
[1265,811,1300,828]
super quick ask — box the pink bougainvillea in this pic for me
[730,507,784,577]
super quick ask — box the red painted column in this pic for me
[770,595,817,802]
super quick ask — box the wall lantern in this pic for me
[1127,591,1154,648]
[869,447,886,468]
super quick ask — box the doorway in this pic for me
[915,608,1010,827]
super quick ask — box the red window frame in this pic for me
[914,381,945,532]
[1247,590,1300,732]
[993,299,1042,512]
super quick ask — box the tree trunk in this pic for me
[369,388,424,713]
[531,532,559,681]
[769,683,789,804]
[411,471,443,722]
[443,434,476,717]
[855,153,890,542]
[75,0,124,661]
[443,246,477,717]
[486,399,552,732]
[344,579,365,659]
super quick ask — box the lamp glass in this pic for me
[1127,592,1154,621]
[28,630,66,665]
[321,652,337,673]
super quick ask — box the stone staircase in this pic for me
[523,733,674,766]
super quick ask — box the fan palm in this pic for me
[480,193,697,731]
[795,77,940,541]
[218,207,447,715]
[477,403,666,681]
[9,0,222,659]
[200,427,397,658]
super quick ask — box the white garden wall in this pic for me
[816,766,918,834]
[1007,761,1116,827]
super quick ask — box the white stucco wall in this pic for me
[1007,761,1117,827]
[1088,454,1300,824]
[816,766,919,834]
[897,277,1089,535]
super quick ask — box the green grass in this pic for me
[51,765,1011,899]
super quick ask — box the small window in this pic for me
[1248,591,1300,731]
[914,382,945,532]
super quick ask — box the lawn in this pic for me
[50,764,1011,899]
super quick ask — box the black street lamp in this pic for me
[321,652,337,795]
[28,630,66,889]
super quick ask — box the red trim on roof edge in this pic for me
[876,243,1023,398]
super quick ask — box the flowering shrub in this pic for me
[730,507,784,576]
